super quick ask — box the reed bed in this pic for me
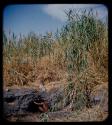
[3,9,108,121]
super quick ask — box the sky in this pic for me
[3,4,108,37]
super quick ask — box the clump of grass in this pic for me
[53,9,108,111]
[39,113,49,122]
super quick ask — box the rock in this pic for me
[3,88,49,117]
[3,87,66,119]
[90,88,108,112]
[47,88,64,108]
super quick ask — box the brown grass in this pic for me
[3,9,108,122]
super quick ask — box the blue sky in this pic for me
[3,4,108,37]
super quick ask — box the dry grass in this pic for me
[3,9,108,122]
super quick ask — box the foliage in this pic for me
[3,9,108,116]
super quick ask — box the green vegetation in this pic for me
[3,9,108,121]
